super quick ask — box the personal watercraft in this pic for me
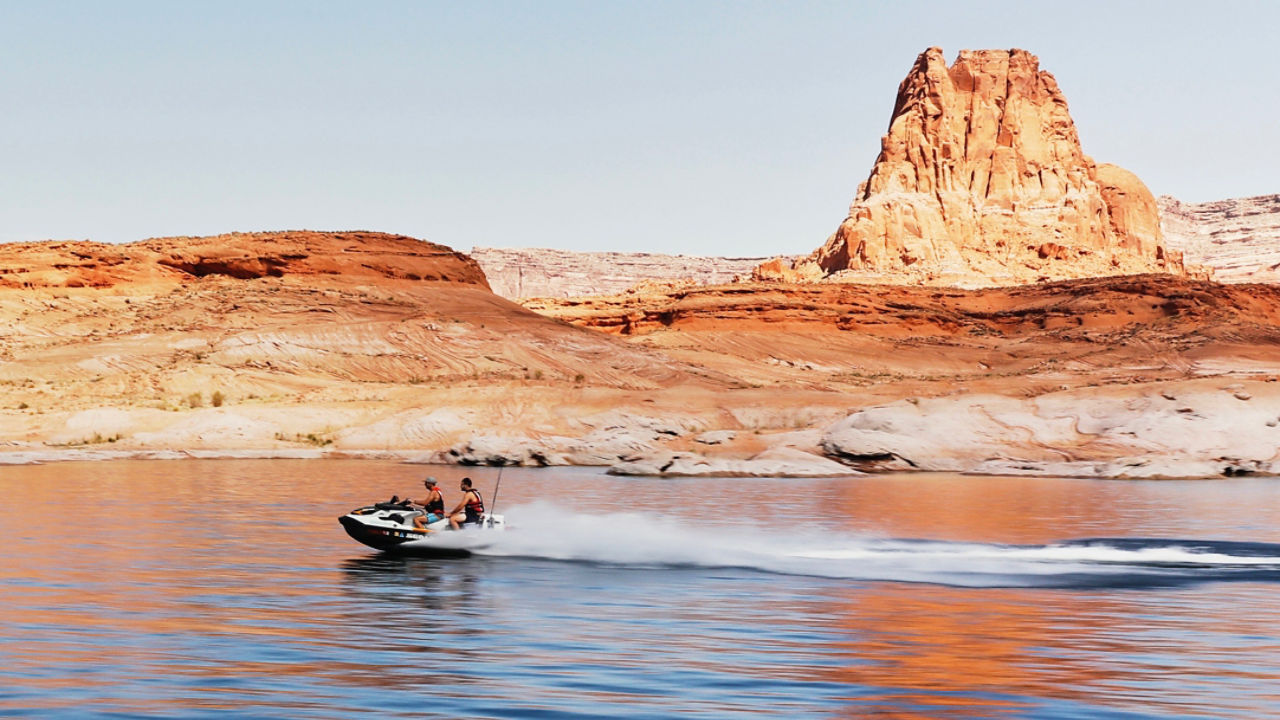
[339,497,506,557]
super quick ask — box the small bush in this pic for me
[186,392,203,409]
[274,431,332,447]
[211,391,224,407]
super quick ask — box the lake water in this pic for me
[3,460,1280,718]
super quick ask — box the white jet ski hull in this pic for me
[339,502,505,557]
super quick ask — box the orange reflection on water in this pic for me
[811,472,1280,718]
[0,460,522,710]
[3,460,1280,718]
[816,581,1280,718]
[832,472,1280,544]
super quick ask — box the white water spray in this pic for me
[477,503,1280,588]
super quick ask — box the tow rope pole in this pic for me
[488,466,504,528]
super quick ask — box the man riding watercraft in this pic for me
[448,477,485,530]
[411,477,446,532]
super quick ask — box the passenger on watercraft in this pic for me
[448,477,485,530]
[411,477,446,532]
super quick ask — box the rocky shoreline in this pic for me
[5,377,1276,480]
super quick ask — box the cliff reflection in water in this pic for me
[2,460,1280,718]
[819,582,1280,718]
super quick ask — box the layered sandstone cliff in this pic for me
[3,228,1279,477]
[471,247,771,299]
[759,47,1184,287]
[1159,194,1280,283]
[0,231,489,290]
[464,190,1280,298]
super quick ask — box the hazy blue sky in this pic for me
[2,1,1276,256]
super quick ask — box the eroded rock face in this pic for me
[471,247,771,299]
[1159,194,1280,283]
[762,47,1184,287]
[820,386,1280,478]
[0,231,489,289]
[528,273,1280,340]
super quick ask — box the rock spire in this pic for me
[759,47,1186,287]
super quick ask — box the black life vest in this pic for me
[425,491,444,516]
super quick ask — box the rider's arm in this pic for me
[447,494,467,516]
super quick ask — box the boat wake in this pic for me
[475,503,1280,588]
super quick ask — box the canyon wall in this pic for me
[1159,194,1280,283]
[470,193,1279,299]
[470,247,771,299]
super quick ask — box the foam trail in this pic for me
[478,503,1280,589]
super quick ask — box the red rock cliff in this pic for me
[760,48,1185,287]
[0,231,490,290]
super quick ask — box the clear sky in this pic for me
[2,1,1276,256]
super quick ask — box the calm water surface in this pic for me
[3,460,1280,718]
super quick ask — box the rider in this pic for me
[411,477,446,532]
[447,477,485,530]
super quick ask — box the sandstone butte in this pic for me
[756,47,1188,288]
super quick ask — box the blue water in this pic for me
[3,460,1280,718]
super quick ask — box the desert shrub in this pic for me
[211,390,225,407]
[274,431,332,447]
[303,433,332,447]
[186,392,203,409]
